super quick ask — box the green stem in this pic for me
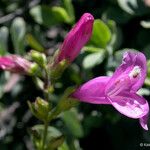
[44,65,50,101]
[41,120,48,150]
[41,65,50,150]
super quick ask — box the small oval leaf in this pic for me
[11,17,26,55]
[90,19,111,48]
[0,26,9,55]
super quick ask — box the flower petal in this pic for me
[139,113,149,130]
[106,51,147,95]
[72,76,111,104]
[108,92,149,119]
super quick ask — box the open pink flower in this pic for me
[55,13,94,63]
[72,51,149,130]
[0,55,32,74]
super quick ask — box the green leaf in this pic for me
[0,26,9,55]
[107,20,122,50]
[52,6,72,23]
[48,87,79,121]
[10,17,26,55]
[30,5,71,27]
[103,6,132,24]
[26,34,44,52]
[32,125,62,139]
[82,46,104,53]
[90,19,111,48]
[117,0,137,15]
[47,135,65,150]
[82,50,105,69]
[62,0,75,24]
[141,20,150,29]
[62,109,84,138]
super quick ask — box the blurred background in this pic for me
[0,0,150,150]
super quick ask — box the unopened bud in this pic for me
[28,63,41,76]
[28,97,51,121]
[30,50,47,67]
[55,13,94,64]
[0,55,34,74]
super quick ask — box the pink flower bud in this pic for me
[56,13,94,63]
[0,55,33,74]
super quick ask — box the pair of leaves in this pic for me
[31,125,64,150]
[1,17,41,55]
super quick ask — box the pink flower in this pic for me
[55,13,94,63]
[72,51,149,130]
[0,55,32,74]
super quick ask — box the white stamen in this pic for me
[129,66,141,78]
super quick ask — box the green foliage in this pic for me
[90,19,111,48]
[10,17,26,55]
[82,50,105,69]
[117,0,150,15]
[62,109,84,138]
[62,0,75,24]
[0,0,150,150]
[26,34,45,52]
[31,125,64,150]
[117,0,138,15]
[0,26,9,55]
[141,20,150,29]
[30,5,73,27]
